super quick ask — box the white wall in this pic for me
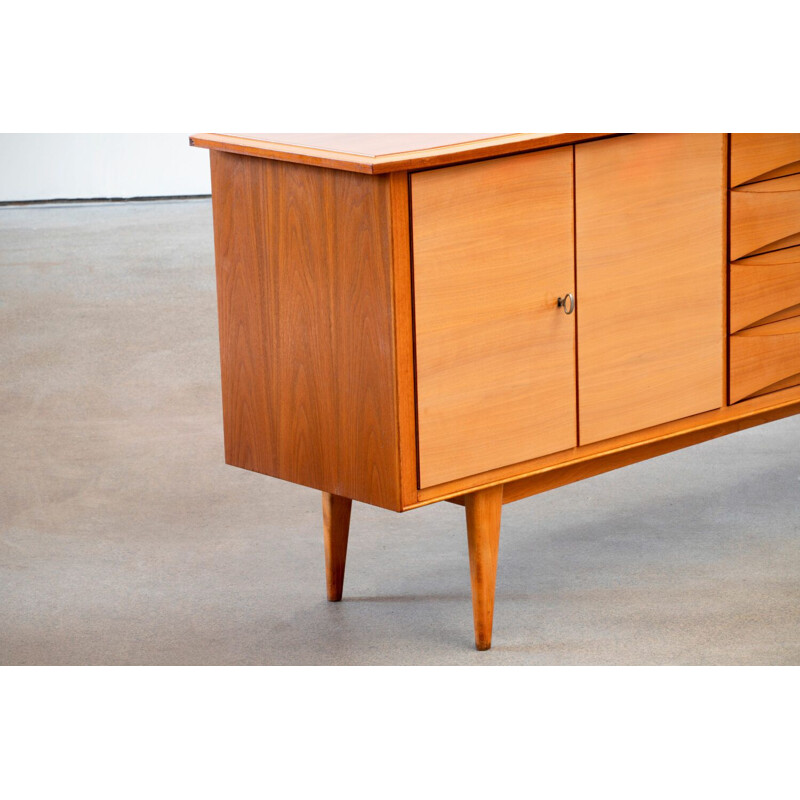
[0,134,211,202]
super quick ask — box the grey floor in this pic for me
[1,199,798,665]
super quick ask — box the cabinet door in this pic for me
[412,148,576,488]
[575,133,725,445]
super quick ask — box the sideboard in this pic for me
[190,132,800,650]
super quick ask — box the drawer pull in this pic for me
[557,293,575,315]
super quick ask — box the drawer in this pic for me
[730,315,800,402]
[731,133,800,187]
[730,245,800,332]
[730,172,800,260]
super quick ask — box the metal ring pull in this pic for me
[557,293,575,315]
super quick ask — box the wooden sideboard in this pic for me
[191,132,800,650]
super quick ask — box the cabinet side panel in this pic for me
[576,133,725,445]
[412,148,577,488]
[209,151,402,509]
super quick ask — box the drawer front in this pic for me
[730,246,800,332]
[730,316,800,402]
[730,173,800,260]
[731,133,800,187]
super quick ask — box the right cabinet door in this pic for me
[575,133,726,445]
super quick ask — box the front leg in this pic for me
[322,492,352,602]
[465,485,504,650]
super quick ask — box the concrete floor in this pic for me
[1,198,798,665]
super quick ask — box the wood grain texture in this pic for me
[730,316,800,402]
[575,133,725,445]
[746,231,800,256]
[730,172,800,260]
[731,133,800,187]
[412,148,577,488]
[730,245,800,332]
[388,173,419,508]
[465,484,503,651]
[739,161,800,184]
[746,372,800,399]
[446,395,800,506]
[418,374,800,507]
[322,492,352,602]
[192,132,618,175]
[441,384,800,507]
[210,151,406,510]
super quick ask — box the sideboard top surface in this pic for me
[190,132,616,173]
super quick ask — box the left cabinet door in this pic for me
[412,148,577,488]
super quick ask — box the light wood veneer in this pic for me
[730,316,800,402]
[192,132,615,174]
[730,246,800,332]
[731,133,800,186]
[575,133,726,444]
[412,148,576,487]
[730,172,800,260]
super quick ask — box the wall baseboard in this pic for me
[0,194,211,208]
[0,134,211,202]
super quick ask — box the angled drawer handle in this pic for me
[557,293,575,315]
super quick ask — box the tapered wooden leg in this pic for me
[322,492,352,602]
[465,485,503,651]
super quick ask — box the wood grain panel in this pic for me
[412,149,576,488]
[730,316,800,402]
[731,133,800,187]
[210,151,406,510]
[730,245,800,332]
[730,173,800,260]
[575,133,725,445]
[193,132,617,175]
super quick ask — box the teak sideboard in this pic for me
[190,132,800,650]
